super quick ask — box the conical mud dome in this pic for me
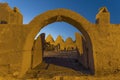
[46,34,54,44]
[55,35,64,45]
[65,37,74,44]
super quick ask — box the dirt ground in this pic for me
[0,51,120,80]
[0,73,120,80]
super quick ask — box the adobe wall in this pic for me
[91,24,120,75]
[31,33,45,68]
[0,20,120,76]
[75,32,83,54]
[75,33,88,69]
[0,24,30,73]
[0,7,120,76]
[0,3,23,24]
[0,22,120,76]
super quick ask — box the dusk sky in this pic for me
[1,0,120,40]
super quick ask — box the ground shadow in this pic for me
[24,51,92,78]
[43,56,91,74]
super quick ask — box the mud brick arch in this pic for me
[20,9,95,76]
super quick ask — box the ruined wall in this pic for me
[90,24,120,75]
[21,8,120,75]
[31,33,45,68]
[0,6,120,76]
[0,3,23,24]
[75,32,83,54]
[75,33,88,69]
[1,21,120,76]
[96,7,110,25]
[9,7,23,24]
[0,24,30,73]
[86,7,120,74]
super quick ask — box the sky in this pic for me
[0,0,120,40]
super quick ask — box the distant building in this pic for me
[55,35,65,50]
[45,34,77,51]
[65,37,76,50]
[45,34,55,44]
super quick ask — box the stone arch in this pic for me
[20,9,94,76]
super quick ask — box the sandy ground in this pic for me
[0,74,120,80]
[0,51,120,80]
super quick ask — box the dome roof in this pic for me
[65,37,73,44]
[55,35,64,45]
[46,34,54,43]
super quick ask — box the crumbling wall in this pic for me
[0,6,120,76]
[0,24,29,73]
[75,32,88,69]
[31,33,45,68]
[0,3,23,24]
[91,24,120,75]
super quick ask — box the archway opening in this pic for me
[21,9,94,77]
[28,22,94,78]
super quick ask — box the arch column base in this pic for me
[19,51,32,78]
